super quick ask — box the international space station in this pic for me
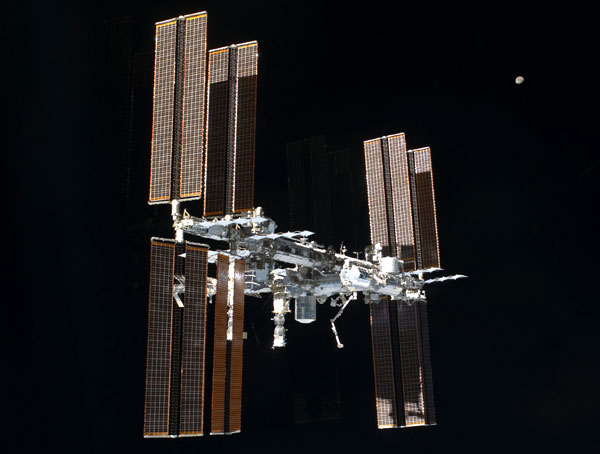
[142,11,465,438]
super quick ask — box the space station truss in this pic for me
[211,255,246,434]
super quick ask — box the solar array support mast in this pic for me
[141,10,465,439]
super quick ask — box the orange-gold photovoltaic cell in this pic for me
[179,14,207,200]
[179,243,208,436]
[204,49,229,216]
[211,254,229,434]
[232,43,258,213]
[364,139,390,252]
[387,134,416,271]
[228,259,246,433]
[149,22,177,204]
[411,148,440,269]
[144,239,175,437]
[370,298,398,428]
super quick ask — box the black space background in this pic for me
[4,1,599,453]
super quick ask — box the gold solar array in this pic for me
[145,12,256,438]
[179,244,209,436]
[209,256,246,434]
[144,239,175,437]
[387,134,416,271]
[148,13,208,204]
[228,259,246,433]
[144,239,211,437]
[364,139,391,254]
[179,14,208,199]
[211,254,230,434]
[363,133,440,429]
[149,21,177,203]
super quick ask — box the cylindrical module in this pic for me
[294,295,316,324]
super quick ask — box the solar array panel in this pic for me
[364,133,441,429]
[364,139,390,254]
[232,43,258,213]
[179,13,208,200]
[204,49,230,216]
[204,43,258,216]
[396,303,426,425]
[364,135,439,270]
[179,243,209,436]
[369,299,436,428]
[149,13,209,204]
[397,302,436,425]
[388,134,416,271]
[149,21,177,203]
[144,238,212,438]
[417,302,436,424]
[370,298,399,428]
[168,243,185,435]
[149,19,258,211]
[228,259,246,433]
[410,148,440,269]
[211,254,229,434]
[144,239,175,437]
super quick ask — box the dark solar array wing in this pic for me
[396,302,436,426]
[232,42,258,213]
[408,148,440,269]
[387,134,416,271]
[204,42,258,216]
[149,21,177,204]
[210,254,229,434]
[364,139,391,254]
[144,238,175,437]
[417,302,436,424]
[369,298,399,428]
[179,13,208,200]
[204,48,230,216]
[228,259,246,433]
[179,242,209,436]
